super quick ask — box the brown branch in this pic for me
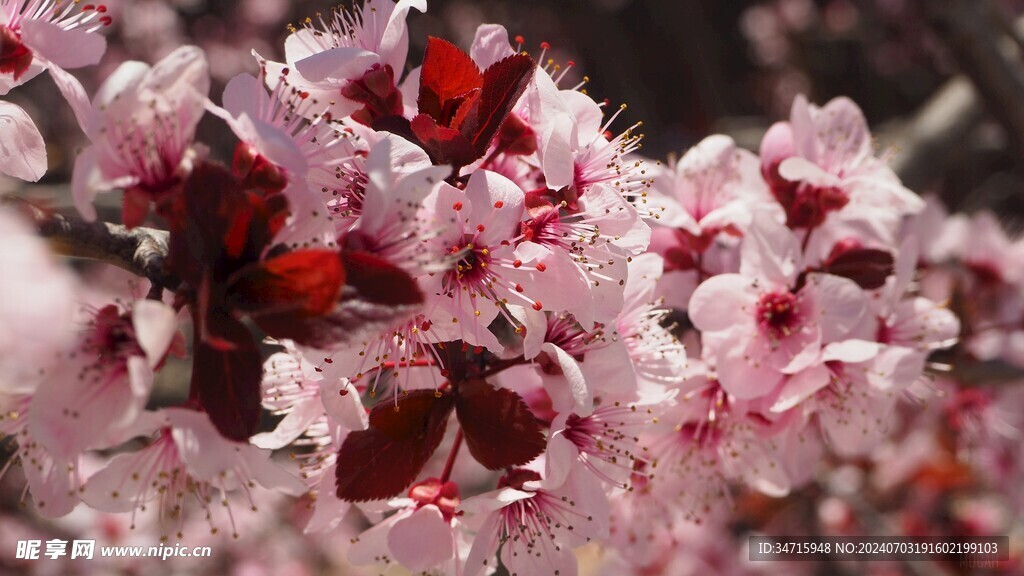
[880,77,984,191]
[919,0,1024,157]
[5,197,179,290]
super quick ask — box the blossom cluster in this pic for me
[0,1,964,574]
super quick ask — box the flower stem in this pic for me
[440,429,464,484]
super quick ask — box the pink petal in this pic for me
[303,463,352,533]
[470,23,515,68]
[541,113,577,188]
[295,47,380,82]
[388,506,455,571]
[377,0,427,73]
[20,19,105,69]
[759,121,795,174]
[80,448,153,512]
[70,146,100,221]
[348,514,399,566]
[580,341,637,397]
[770,363,829,413]
[814,96,872,172]
[544,431,579,490]
[463,512,502,576]
[22,450,79,517]
[809,273,867,343]
[131,300,178,368]
[44,63,91,132]
[222,72,264,119]
[251,397,323,450]
[778,156,839,187]
[541,342,592,415]
[320,379,368,431]
[821,339,879,364]
[580,184,650,254]
[714,337,785,399]
[0,101,46,181]
[687,273,756,333]
[465,169,525,246]
[740,212,802,285]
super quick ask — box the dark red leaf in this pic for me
[166,163,246,286]
[455,379,546,470]
[121,185,152,230]
[336,390,455,502]
[417,37,482,124]
[820,247,895,290]
[264,286,422,348]
[342,249,423,306]
[458,54,536,157]
[410,114,480,168]
[191,309,263,441]
[228,249,346,317]
[370,115,418,144]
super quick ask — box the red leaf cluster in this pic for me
[335,379,545,502]
[375,37,536,172]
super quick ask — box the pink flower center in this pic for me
[445,234,492,288]
[0,26,32,81]
[755,291,803,340]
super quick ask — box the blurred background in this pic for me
[5,1,1024,575]
[9,0,1024,222]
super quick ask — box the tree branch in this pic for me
[5,197,179,290]
[919,0,1024,157]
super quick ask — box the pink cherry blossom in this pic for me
[70,45,209,225]
[347,478,465,574]
[266,0,426,120]
[689,213,867,398]
[462,467,609,576]
[29,300,177,461]
[0,0,109,95]
[760,95,924,260]
[82,408,306,538]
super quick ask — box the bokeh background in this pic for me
[4,1,1024,575]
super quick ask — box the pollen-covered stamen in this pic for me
[318,153,368,230]
[4,0,112,35]
[262,354,320,416]
[440,219,548,319]
[494,469,597,571]
[103,99,194,195]
[619,304,685,383]
[288,3,386,58]
[570,105,654,216]
[519,205,629,295]
[292,418,337,483]
[319,313,446,400]
[544,314,604,356]
[560,402,658,489]
[755,291,805,342]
